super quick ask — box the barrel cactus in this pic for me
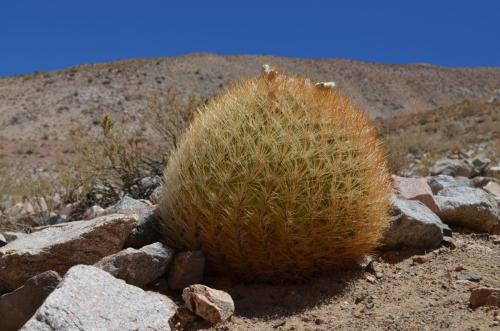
[160,68,391,282]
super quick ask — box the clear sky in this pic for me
[1,1,499,76]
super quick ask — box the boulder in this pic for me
[392,175,438,212]
[95,242,174,287]
[485,165,500,180]
[483,181,500,198]
[0,271,61,331]
[183,284,234,324]
[0,214,136,290]
[382,197,450,249]
[103,196,160,248]
[435,186,499,233]
[168,251,205,290]
[149,185,163,205]
[469,287,500,308]
[2,231,26,242]
[426,175,471,194]
[430,159,475,178]
[20,265,177,331]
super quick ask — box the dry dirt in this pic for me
[184,232,498,331]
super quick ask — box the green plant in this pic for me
[160,69,391,282]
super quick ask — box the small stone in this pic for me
[484,181,500,197]
[469,287,500,308]
[183,284,235,324]
[0,271,61,331]
[314,318,324,325]
[94,242,174,287]
[83,205,105,220]
[441,236,456,249]
[168,251,205,290]
[456,271,482,282]
[365,275,376,283]
[412,255,430,264]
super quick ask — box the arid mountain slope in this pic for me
[1,53,500,140]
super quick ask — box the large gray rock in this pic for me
[436,186,499,233]
[94,242,174,287]
[0,271,61,331]
[430,159,475,178]
[382,197,450,249]
[426,175,471,194]
[168,251,205,290]
[20,265,177,331]
[0,214,136,290]
[183,284,234,324]
[103,196,160,248]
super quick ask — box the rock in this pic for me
[168,251,205,290]
[83,205,105,220]
[426,175,471,194]
[412,255,430,264]
[392,175,438,212]
[182,284,234,324]
[456,271,482,282]
[486,165,500,180]
[382,197,450,249]
[149,185,163,205]
[430,159,475,178]
[484,181,500,198]
[94,242,174,287]
[469,155,491,175]
[436,186,499,233]
[441,236,456,249]
[103,196,160,248]
[470,287,500,308]
[0,233,6,247]
[0,214,136,290]
[20,265,177,331]
[470,176,496,188]
[0,271,61,331]
[2,231,26,242]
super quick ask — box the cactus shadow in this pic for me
[203,266,364,319]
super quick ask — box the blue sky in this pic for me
[1,1,499,76]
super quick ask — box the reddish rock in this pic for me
[392,175,439,213]
[470,287,500,308]
[183,284,234,324]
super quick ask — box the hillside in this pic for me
[1,53,500,141]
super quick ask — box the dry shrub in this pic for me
[160,71,391,282]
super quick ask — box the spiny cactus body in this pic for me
[160,70,391,282]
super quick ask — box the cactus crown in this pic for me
[160,69,391,282]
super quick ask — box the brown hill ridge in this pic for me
[1,53,500,140]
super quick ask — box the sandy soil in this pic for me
[165,231,500,331]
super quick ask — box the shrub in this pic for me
[160,69,391,282]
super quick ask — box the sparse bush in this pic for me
[160,71,391,282]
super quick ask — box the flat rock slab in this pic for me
[183,284,234,324]
[0,214,136,290]
[0,271,61,331]
[95,242,174,287]
[21,265,177,331]
[382,196,450,249]
[436,186,499,233]
[392,175,438,212]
